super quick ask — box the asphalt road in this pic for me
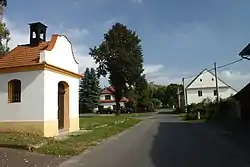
[59,109,250,167]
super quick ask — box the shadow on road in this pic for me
[150,121,250,167]
[157,110,175,115]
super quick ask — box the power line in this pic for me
[217,58,243,69]
[183,58,244,80]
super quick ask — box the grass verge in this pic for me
[123,112,155,117]
[178,113,186,120]
[0,116,140,156]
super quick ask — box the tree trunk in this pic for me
[115,100,121,115]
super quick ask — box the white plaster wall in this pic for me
[0,70,44,121]
[43,70,79,121]
[100,94,115,100]
[100,102,125,109]
[186,87,237,105]
[41,35,79,74]
[187,70,229,89]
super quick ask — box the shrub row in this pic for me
[175,97,239,121]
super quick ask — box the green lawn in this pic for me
[79,116,131,130]
[0,116,140,156]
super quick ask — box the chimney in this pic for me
[29,22,47,46]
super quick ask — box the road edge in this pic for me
[57,118,149,167]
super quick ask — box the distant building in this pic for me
[98,86,129,110]
[185,69,237,105]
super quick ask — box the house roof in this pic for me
[0,35,57,69]
[234,82,250,100]
[185,69,237,92]
[0,34,79,69]
[101,86,115,94]
[99,97,129,103]
[239,43,250,56]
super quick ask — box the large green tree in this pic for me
[89,23,144,115]
[79,68,101,113]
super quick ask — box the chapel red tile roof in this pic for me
[0,35,58,69]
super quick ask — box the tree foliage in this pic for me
[0,22,10,56]
[131,82,183,110]
[152,83,183,108]
[0,0,10,57]
[89,23,144,114]
[79,68,101,113]
[0,0,7,7]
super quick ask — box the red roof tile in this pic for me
[0,35,58,69]
[99,97,129,103]
[101,86,116,94]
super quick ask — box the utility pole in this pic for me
[177,86,181,108]
[214,62,220,111]
[182,78,187,112]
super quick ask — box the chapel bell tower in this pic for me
[29,22,47,46]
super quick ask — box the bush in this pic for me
[213,97,239,121]
[186,98,215,120]
[186,112,196,120]
[185,97,239,121]
[203,101,216,119]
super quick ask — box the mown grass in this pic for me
[0,116,140,156]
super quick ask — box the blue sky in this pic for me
[4,0,250,89]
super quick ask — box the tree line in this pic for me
[79,68,183,113]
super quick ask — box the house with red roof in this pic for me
[0,22,82,137]
[98,86,129,110]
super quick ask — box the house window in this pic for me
[198,90,202,97]
[105,95,111,100]
[200,79,202,82]
[8,79,21,103]
[214,90,218,96]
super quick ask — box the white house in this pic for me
[185,69,237,105]
[98,86,128,110]
[0,22,82,137]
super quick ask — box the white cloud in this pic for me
[143,64,185,85]
[144,64,164,75]
[63,28,89,39]
[4,18,29,49]
[219,70,250,91]
[104,18,117,28]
